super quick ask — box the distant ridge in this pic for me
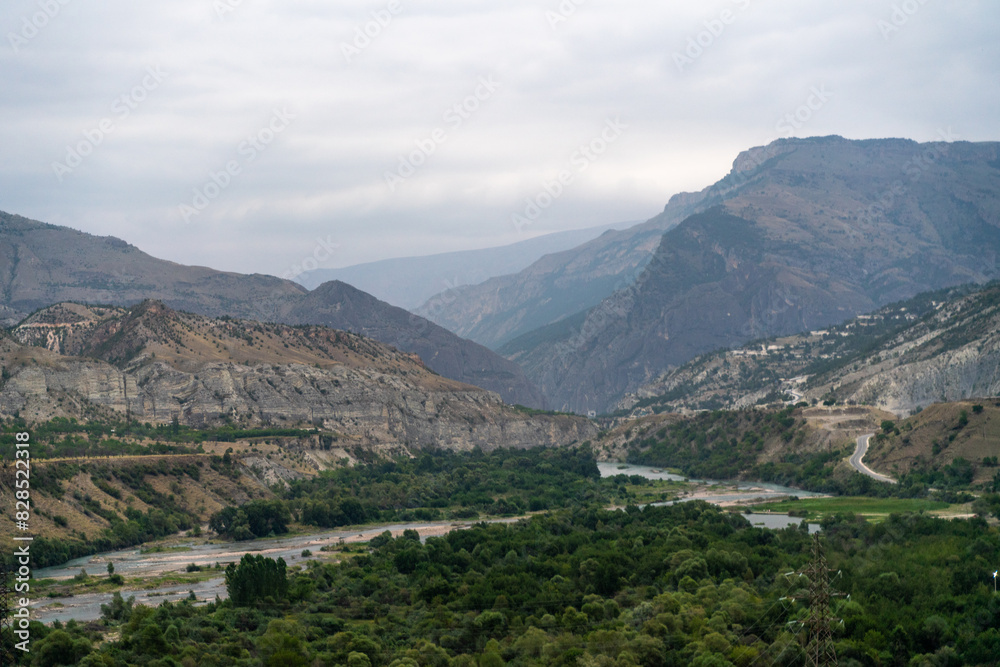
[0,210,546,407]
[296,222,633,309]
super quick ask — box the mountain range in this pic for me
[5,135,1000,417]
[494,136,1000,412]
[296,222,632,309]
[0,211,544,408]
[414,187,716,349]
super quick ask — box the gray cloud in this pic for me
[1,0,997,275]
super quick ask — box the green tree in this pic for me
[34,630,92,667]
[225,554,288,605]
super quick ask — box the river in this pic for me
[31,464,819,623]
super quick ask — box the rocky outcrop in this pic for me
[851,348,1000,416]
[818,286,1000,415]
[0,357,594,450]
[1,304,596,451]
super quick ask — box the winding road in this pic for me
[849,433,896,484]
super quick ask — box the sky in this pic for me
[1,0,998,278]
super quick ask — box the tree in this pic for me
[106,562,114,576]
[225,554,288,605]
[35,630,91,667]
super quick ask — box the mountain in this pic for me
[0,211,305,325]
[616,282,1000,416]
[0,210,544,407]
[296,222,632,309]
[413,193,721,349]
[280,281,547,407]
[809,283,1000,415]
[500,136,1000,413]
[4,301,595,449]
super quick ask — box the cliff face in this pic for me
[821,287,1000,415]
[1,303,596,451]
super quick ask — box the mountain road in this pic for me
[849,433,897,484]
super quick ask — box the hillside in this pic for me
[596,404,895,495]
[502,137,1000,413]
[414,188,718,349]
[280,281,546,408]
[297,222,629,308]
[865,400,1000,486]
[618,282,1000,416]
[0,211,543,407]
[1,301,595,449]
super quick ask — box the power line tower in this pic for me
[794,533,842,667]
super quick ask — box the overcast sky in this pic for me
[1,0,998,277]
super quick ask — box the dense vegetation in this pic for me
[626,408,868,494]
[0,416,318,460]
[627,407,979,501]
[8,502,1000,665]
[203,445,648,541]
[285,446,607,527]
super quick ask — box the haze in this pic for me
[1,0,997,275]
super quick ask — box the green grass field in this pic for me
[750,496,951,520]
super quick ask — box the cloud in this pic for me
[0,0,997,275]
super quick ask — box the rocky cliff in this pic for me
[2,302,596,451]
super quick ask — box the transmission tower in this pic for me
[791,533,842,667]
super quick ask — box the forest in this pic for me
[7,501,1000,666]
[4,419,1000,665]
